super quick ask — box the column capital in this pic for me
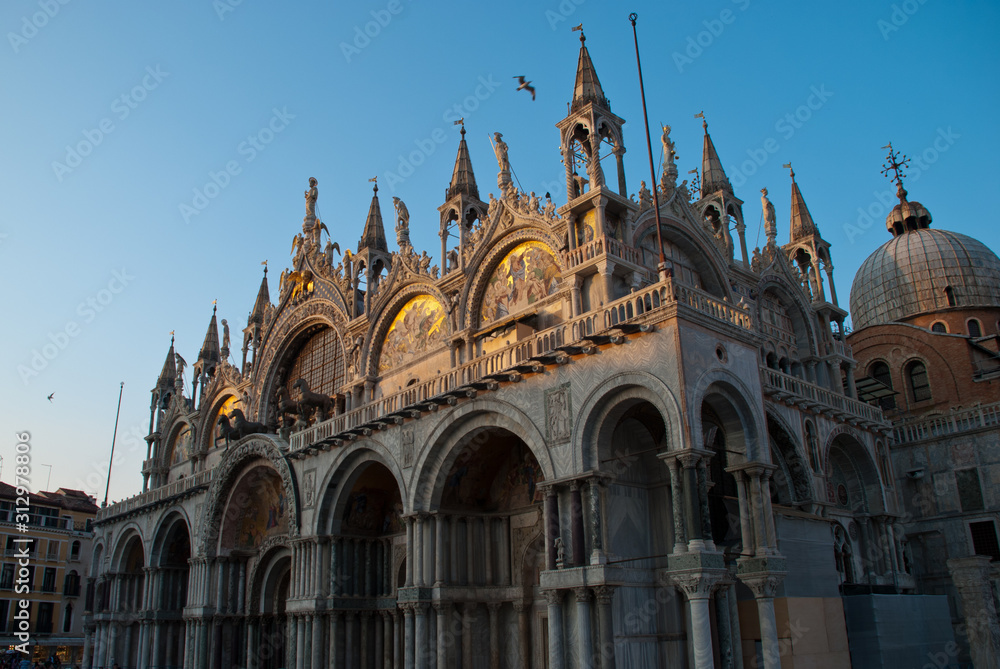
[432,601,451,615]
[486,601,502,614]
[573,587,592,604]
[669,570,728,600]
[593,585,615,606]
[660,447,714,469]
[738,571,786,599]
[513,600,529,613]
[542,589,563,607]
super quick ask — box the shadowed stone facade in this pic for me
[83,33,953,669]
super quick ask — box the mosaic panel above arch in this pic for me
[221,465,289,551]
[480,241,561,325]
[168,424,193,466]
[379,295,447,374]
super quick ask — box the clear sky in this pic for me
[2,0,998,504]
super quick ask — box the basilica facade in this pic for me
[84,34,951,669]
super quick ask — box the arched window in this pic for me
[931,321,947,333]
[968,319,982,338]
[906,360,932,403]
[945,286,956,307]
[71,540,80,560]
[869,361,896,410]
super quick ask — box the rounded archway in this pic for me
[149,513,191,668]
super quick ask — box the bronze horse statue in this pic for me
[217,409,268,447]
[292,378,335,421]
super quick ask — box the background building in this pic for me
[0,484,97,665]
[86,35,963,669]
[848,166,1000,667]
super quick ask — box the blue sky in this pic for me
[2,0,998,503]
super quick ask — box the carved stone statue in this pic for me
[638,181,652,213]
[324,240,341,267]
[446,248,458,271]
[418,250,431,275]
[661,125,677,166]
[221,319,230,352]
[528,191,540,214]
[493,132,510,172]
[543,193,556,218]
[761,187,777,243]
[430,265,439,279]
[447,291,461,331]
[392,197,411,248]
[555,536,566,568]
[304,177,318,221]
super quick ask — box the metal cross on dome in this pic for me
[881,142,910,189]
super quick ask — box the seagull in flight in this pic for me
[513,76,535,101]
[47,393,55,402]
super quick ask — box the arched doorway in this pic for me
[151,514,191,668]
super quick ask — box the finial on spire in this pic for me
[881,142,910,202]
[695,111,707,131]
[369,176,378,194]
[212,300,217,313]
[454,117,465,136]
[169,330,175,344]
[261,259,268,275]
[783,162,795,180]
[572,23,584,43]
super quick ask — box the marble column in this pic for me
[330,612,342,669]
[403,605,415,669]
[544,487,560,570]
[574,588,594,669]
[405,517,415,587]
[586,479,606,564]
[414,515,425,587]
[484,517,494,584]
[674,573,726,669]
[312,613,324,669]
[488,602,501,669]
[544,590,565,669]
[435,515,446,587]
[501,515,512,584]
[361,611,371,669]
[375,611,385,669]
[515,601,531,669]
[664,459,687,553]
[594,586,616,669]
[415,603,430,669]
[570,482,585,566]
[434,602,449,669]
[740,573,784,669]
[466,516,476,585]
[462,603,475,669]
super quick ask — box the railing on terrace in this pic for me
[292,279,753,451]
[105,277,754,518]
[96,468,214,522]
[565,237,642,270]
[892,401,1000,444]
[761,366,887,427]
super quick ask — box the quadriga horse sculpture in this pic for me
[292,378,335,422]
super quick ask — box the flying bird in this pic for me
[513,76,535,101]
[47,393,54,402]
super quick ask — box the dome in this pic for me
[850,228,1000,330]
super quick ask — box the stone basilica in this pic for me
[83,32,997,669]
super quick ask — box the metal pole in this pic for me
[103,382,124,507]
[629,12,669,279]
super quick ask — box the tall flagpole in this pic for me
[629,12,669,281]
[103,382,124,507]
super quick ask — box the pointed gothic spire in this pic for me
[157,334,177,390]
[248,265,271,325]
[447,124,479,200]
[572,29,610,111]
[698,115,732,197]
[359,181,388,253]
[788,167,820,242]
[198,304,221,366]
